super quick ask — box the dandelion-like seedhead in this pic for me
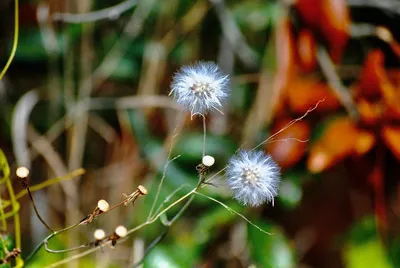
[170,61,230,115]
[226,150,280,207]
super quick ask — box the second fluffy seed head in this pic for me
[226,150,280,207]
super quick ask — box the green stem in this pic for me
[0,0,19,80]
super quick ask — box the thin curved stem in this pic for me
[202,115,207,158]
[0,0,18,80]
[44,241,89,253]
[132,228,168,268]
[25,223,80,263]
[5,177,23,267]
[193,191,272,235]
[27,187,54,232]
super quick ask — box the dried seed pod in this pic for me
[137,185,148,196]
[93,229,106,246]
[94,229,106,240]
[97,200,110,212]
[202,155,215,167]
[80,199,110,225]
[110,225,128,246]
[123,185,148,206]
[16,167,29,178]
[0,248,21,264]
[115,226,127,238]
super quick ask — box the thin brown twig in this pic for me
[26,186,54,232]
[52,0,138,23]
[317,47,359,120]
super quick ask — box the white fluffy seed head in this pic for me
[16,167,30,178]
[170,61,230,116]
[94,229,106,240]
[226,150,280,207]
[115,225,128,237]
[202,155,215,167]
[97,200,110,212]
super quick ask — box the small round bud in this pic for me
[97,200,110,212]
[115,225,127,238]
[376,26,393,43]
[16,167,30,178]
[202,155,215,167]
[94,229,106,240]
[138,185,148,195]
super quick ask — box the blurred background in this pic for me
[1,0,400,267]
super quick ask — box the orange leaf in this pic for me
[358,50,398,103]
[355,130,376,156]
[275,17,296,87]
[272,17,297,117]
[320,0,350,61]
[307,117,358,173]
[356,98,382,126]
[295,0,321,30]
[358,50,384,98]
[382,126,400,162]
[267,119,311,169]
[286,77,340,114]
[297,29,317,72]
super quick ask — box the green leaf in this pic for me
[232,2,280,32]
[194,202,241,245]
[344,240,391,268]
[248,222,296,268]
[109,57,139,81]
[343,217,391,268]
[278,179,302,209]
[144,244,197,268]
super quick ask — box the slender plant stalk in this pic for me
[0,198,7,230]
[26,187,54,232]
[193,191,272,235]
[0,0,19,80]
[25,223,80,263]
[133,115,208,263]
[5,177,23,267]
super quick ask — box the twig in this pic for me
[44,242,109,268]
[209,0,259,68]
[11,91,39,169]
[253,99,324,151]
[26,186,54,232]
[316,47,359,120]
[89,96,182,111]
[52,0,138,23]
[348,0,400,14]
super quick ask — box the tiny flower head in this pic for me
[94,229,106,240]
[115,225,127,238]
[170,61,230,115]
[16,166,29,178]
[226,150,280,207]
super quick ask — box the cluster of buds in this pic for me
[196,155,215,175]
[92,226,128,247]
[80,199,110,225]
[122,185,148,206]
